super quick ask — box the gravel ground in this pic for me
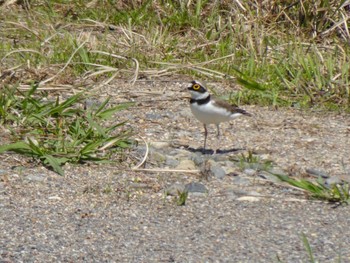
[1,79,350,262]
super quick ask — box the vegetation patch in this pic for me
[1,1,350,109]
[0,85,133,175]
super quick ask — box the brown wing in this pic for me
[213,98,252,116]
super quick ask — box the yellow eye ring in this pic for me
[193,84,200,90]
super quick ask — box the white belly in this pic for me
[190,101,242,124]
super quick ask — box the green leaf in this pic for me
[0,141,32,153]
[236,77,266,91]
[80,141,102,155]
[96,102,134,120]
[86,113,107,137]
[94,96,111,116]
[42,154,65,176]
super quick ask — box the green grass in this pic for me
[0,85,133,175]
[272,173,350,205]
[1,1,350,110]
[234,150,273,172]
[232,151,350,205]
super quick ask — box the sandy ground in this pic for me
[1,79,350,262]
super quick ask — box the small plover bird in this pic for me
[187,80,251,151]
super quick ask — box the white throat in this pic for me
[190,90,210,100]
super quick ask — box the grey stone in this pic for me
[223,160,236,169]
[232,176,251,186]
[306,168,330,179]
[25,174,46,182]
[211,154,228,162]
[146,113,162,120]
[164,183,186,196]
[237,196,260,202]
[258,172,282,183]
[150,141,170,150]
[165,156,179,168]
[151,151,166,164]
[210,163,226,179]
[243,168,257,176]
[325,176,342,187]
[175,159,196,170]
[185,182,208,193]
[222,166,238,176]
[190,152,205,166]
[223,187,250,199]
[268,167,287,176]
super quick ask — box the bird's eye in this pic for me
[193,84,200,90]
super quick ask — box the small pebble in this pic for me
[190,152,205,166]
[305,168,330,179]
[325,176,342,187]
[152,151,166,163]
[185,182,208,193]
[243,168,257,176]
[150,141,170,150]
[232,176,251,186]
[25,174,46,182]
[176,160,196,170]
[165,156,179,168]
[210,163,226,179]
[258,172,282,183]
[237,196,260,202]
[146,113,162,120]
[164,183,186,196]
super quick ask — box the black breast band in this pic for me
[190,95,210,105]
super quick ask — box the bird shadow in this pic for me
[184,146,244,155]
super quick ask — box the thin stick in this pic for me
[40,40,88,85]
[132,168,201,173]
[131,136,149,170]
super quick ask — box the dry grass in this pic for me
[0,0,350,109]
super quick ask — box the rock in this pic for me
[223,187,250,199]
[151,151,166,163]
[164,183,186,196]
[165,156,179,168]
[176,160,196,170]
[222,166,238,176]
[325,176,342,187]
[185,182,208,193]
[258,172,283,183]
[150,141,170,150]
[25,174,46,182]
[232,176,251,186]
[305,168,330,179]
[200,160,226,179]
[171,149,191,158]
[146,113,162,120]
[190,152,205,166]
[210,164,226,179]
[237,196,260,202]
[243,168,257,176]
[268,167,287,175]
[222,160,236,169]
[211,154,228,162]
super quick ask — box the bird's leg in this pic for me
[214,124,221,154]
[203,124,208,150]
[216,124,221,139]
